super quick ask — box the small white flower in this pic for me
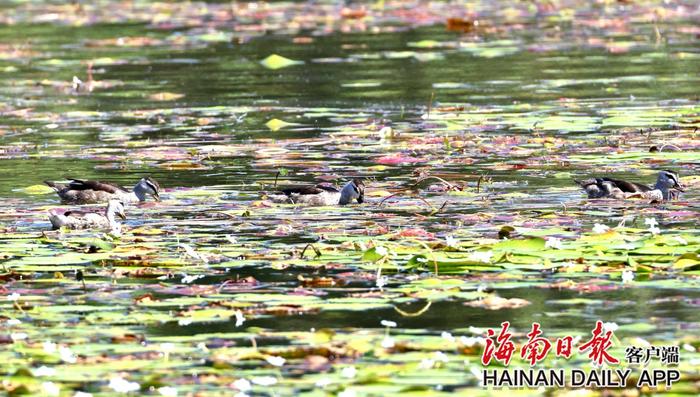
[460,336,484,346]
[545,237,563,250]
[441,332,455,342]
[59,346,77,363]
[196,342,209,352]
[7,293,20,301]
[648,226,660,235]
[251,376,277,386]
[158,386,178,397]
[11,333,28,341]
[621,270,635,284]
[683,343,696,352]
[338,390,356,397]
[380,320,397,328]
[6,318,21,326]
[674,236,688,245]
[178,318,193,326]
[434,351,449,363]
[74,392,93,397]
[375,275,388,289]
[602,322,619,333]
[34,366,56,377]
[592,223,610,234]
[419,358,435,369]
[469,251,493,263]
[375,246,388,256]
[314,378,332,388]
[341,366,357,379]
[416,256,428,263]
[232,378,252,392]
[180,274,204,284]
[445,235,459,248]
[108,377,140,393]
[42,382,60,396]
[265,355,285,367]
[381,336,395,348]
[225,235,238,244]
[43,341,57,353]
[644,218,658,228]
[234,310,245,327]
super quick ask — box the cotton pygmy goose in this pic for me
[268,178,365,206]
[575,170,684,201]
[45,176,161,204]
[48,199,126,232]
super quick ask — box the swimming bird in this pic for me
[44,177,160,204]
[48,199,126,232]
[575,170,684,201]
[268,178,365,206]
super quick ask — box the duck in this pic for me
[48,199,126,232]
[267,178,365,206]
[44,176,160,204]
[575,170,684,201]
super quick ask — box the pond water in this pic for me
[0,1,699,396]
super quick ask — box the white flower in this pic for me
[674,236,688,245]
[644,218,658,228]
[108,377,140,393]
[178,318,192,326]
[234,310,245,327]
[43,341,57,353]
[470,251,493,263]
[602,322,619,333]
[7,293,20,301]
[592,223,610,234]
[251,376,277,386]
[158,386,178,397]
[225,235,238,244]
[314,378,332,388]
[419,358,435,369]
[232,378,252,392]
[375,246,388,256]
[265,355,285,367]
[196,342,208,352]
[545,237,563,250]
[416,256,428,263]
[6,318,21,326]
[441,332,455,342]
[648,226,660,235]
[380,320,397,328]
[682,343,696,352]
[339,389,359,397]
[180,274,204,284]
[460,336,484,346]
[59,346,77,363]
[11,333,27,341]
[434,351,449,363]
[381,336,395,348]
[375,275,388,289]
[341,366,357,378]
[445,235,459,248]
[42,382,60,396]
[34,366,56,377]
[621,270,634,284]
[74,392,93,397]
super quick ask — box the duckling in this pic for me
[575,170,684,201]
[45,176,160,204]
[48,199,126,231]
[268,179,365,206]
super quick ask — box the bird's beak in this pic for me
[118,211,127,220]
[357,193,364,204]
[153,192,161,201]
[674,182,685,192]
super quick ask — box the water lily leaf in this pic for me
[260,54,304,70]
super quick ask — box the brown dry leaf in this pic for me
[463,295,531,310]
